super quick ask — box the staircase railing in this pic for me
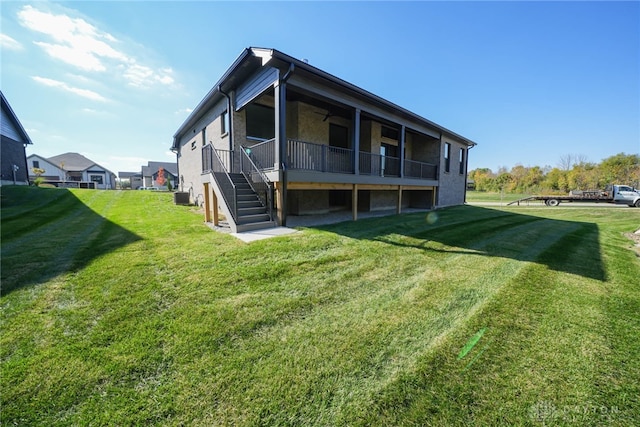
[202,144,237,221]
[245,138,275,170]
[240,146,273,221]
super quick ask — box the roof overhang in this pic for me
[1,91,32,145]
[172,47,478,150]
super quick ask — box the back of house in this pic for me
[172,47,476,231]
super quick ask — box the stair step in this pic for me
[238,206,267,216]
[238,200,263,208]
[236,220,277,233]
[237,194,259,202]
[237,213,271,224]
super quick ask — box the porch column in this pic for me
[399,125,405,178]
[274,77,288,225]
[353,108,361,175]
[397,186,403,214]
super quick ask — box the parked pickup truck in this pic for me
[508,184,640,207]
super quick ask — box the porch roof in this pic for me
[172,47,478,150]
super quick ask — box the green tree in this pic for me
[599,153,640,186]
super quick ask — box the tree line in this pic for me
[469,153,640,194]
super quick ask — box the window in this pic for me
[444,142,451,173]
[381,126,399,140]
[32,160,40,168]
[246,104,274,140]
[221,111,229,135]
[191,140,197,150]
[329,124,349,149]
[201,128,206,146]
[90,175,104,184]
[459,148,466,174]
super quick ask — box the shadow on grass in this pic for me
[1,186,142,296]
[310,205,606,281]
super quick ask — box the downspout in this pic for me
[279,63,295,225]
[23,143,30,185]
[218,85,233,153]
[464,144,474,204]
[171,144,180,192]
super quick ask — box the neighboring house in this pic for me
[141,161,178,189]
[1,91,32,186]
[118,171,143,189]
[172,47,477,232]
[27,152,116,189]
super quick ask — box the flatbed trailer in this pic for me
[507,185,640,207]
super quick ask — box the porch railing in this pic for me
[359,152,400,177]
[202,144,237,221]
[240,146,274,221]
[288,139,354,173]
[238,138,438,181]
[404,159,437,180]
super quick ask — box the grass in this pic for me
[2,186,639,426]
[465,190,532,203]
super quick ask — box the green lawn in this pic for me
[2,186,639,426]
[466,190,531,203]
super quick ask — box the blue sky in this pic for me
[1,1,638,174]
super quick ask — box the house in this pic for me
[27,152,116,189]
[1,91,32,186]
[118,171,143,189]
[172,47,477,232]
[141,161,178,189]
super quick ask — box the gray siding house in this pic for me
[1,91,32,186]
[172,48,476,232]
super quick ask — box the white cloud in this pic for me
[32,76,108,102]
[0,34,23,50]
[175,108,193,115]
[18,5,175,88]
[34,41,106,71]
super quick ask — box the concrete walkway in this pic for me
[210,208,433,242]
[231,226,298,243]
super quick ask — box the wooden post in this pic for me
[276,182,285,226]
[352,184,358,221]
[203,183,211,222]
[397,186,403,214]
